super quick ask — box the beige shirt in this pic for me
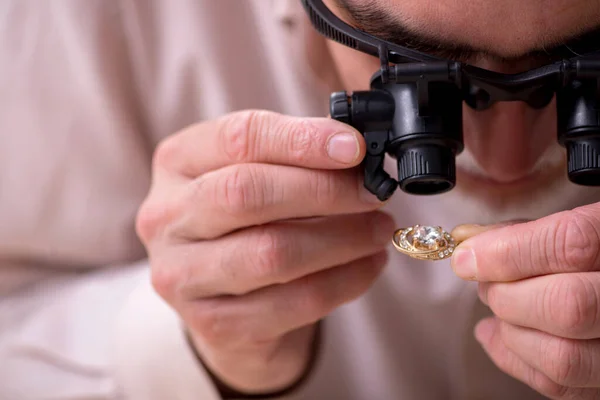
[0,1,556,399]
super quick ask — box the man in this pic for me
[2,0,600,399]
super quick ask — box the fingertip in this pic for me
[451,219,532,243]
[371,212,396,245]
[318,117,365,166]
[451,245,478,281]
[372,248,390,267]
[474,317,498,346]
[451,224,486,243]
[326,131,363,165]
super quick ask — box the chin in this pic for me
[384,145,600,227]
[443,145,600,224]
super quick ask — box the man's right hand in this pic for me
[135,110,395,395]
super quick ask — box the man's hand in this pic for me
[451,207,600,399]
[135,110,394,395]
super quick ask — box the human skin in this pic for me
[323,0,600,398]
[136,112,394,394]
[136,0,600,398]
[325,0,600,206]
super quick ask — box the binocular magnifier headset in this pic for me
[301,0,600,201]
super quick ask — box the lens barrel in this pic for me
[377,79,464,195]
[330,75,465,197]
[331,65,600,199]
[557,80,600,186]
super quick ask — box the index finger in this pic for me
[450,206,600,282]
[154,110,365,177]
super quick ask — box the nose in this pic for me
[461,97,558,182]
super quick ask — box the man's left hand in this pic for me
[451,205,600,399]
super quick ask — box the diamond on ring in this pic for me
[392,225,457,261]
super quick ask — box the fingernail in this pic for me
[451,246,478,280]
[474,317,496,345]
[372,213,395,245]
[451,224,497,243]
[327,132,359,164]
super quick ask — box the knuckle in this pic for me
[189,301,231,347]
[221,110,271,162]
[284,119,318,162]
[545,338,588,386]
[135,201,159,243]
[547,275,599,336]
[300,282,333,321]
[251,228,293,282]
[135,198,179,243]
[492,237,513,268]
[152,135,183,171]
[312,171,344,207]
[348,255,386,295]
[534,223,555,270]
[217,165,267,216]
[556,213,600,271]
[532,372,569,399]
[150,263,178,301]
[514,229,536,277]
[492,232,531,279]
[187,175,212,211]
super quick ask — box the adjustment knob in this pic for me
[396,144,456,195]
[566,138,600,186]
[330,92,351,124]
[557,79,600,187]
[373,178,398,202]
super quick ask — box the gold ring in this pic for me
[392,225,457,261]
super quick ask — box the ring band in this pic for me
[392,225,457,261]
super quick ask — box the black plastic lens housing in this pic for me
[557,80,600,185]
[305,0,600,199]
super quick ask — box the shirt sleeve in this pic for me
[112,262,223,400]
[0,261,222,400]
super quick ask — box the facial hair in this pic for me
[383,143,600,228]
